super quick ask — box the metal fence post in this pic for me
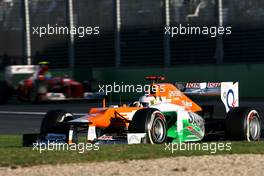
[164,0,171,67]
[68,0,75,76]
[24,0,32,65]
[115,0,121,67]
[216,0,224,64]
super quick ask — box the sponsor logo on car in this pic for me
[127,133,146,144]
[45,133,66,142]
[186,82,221,89]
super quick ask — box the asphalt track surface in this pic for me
[0,100,263,135]
[0,101,102,134]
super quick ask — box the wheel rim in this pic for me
[149,112,166,143]
[153,118,164,141]
[249,116,260,140]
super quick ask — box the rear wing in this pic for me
[180,82,239,113]
[5,65,39,83]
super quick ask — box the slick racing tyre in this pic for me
[30,80,47,103]
[40,110,77,143]
[129,108,167,144]
[0,81,12,104]
[225,107,261,141]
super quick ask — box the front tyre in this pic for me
[225,107,261,141]
[129,108,167,144]
[30,80,48,103]
[40,110,77,143]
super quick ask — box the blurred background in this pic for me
[0,0,264,98]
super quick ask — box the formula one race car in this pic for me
[23,76,261,146]
[0,64,104,104]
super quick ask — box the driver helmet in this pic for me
[38,61,49,66]
[38,61,49,71]
[139,95,157,107]
[38,61,51,79]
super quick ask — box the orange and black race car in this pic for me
[23,76,261,146]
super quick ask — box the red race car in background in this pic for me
[0,63,104,104]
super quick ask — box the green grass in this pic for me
[0,135,264,167]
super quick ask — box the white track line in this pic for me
[0,111,86,116]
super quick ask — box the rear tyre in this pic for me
[0,81,12,104]
[129,108,167,144]
[225,107,261,141]
[40,110,77,143]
